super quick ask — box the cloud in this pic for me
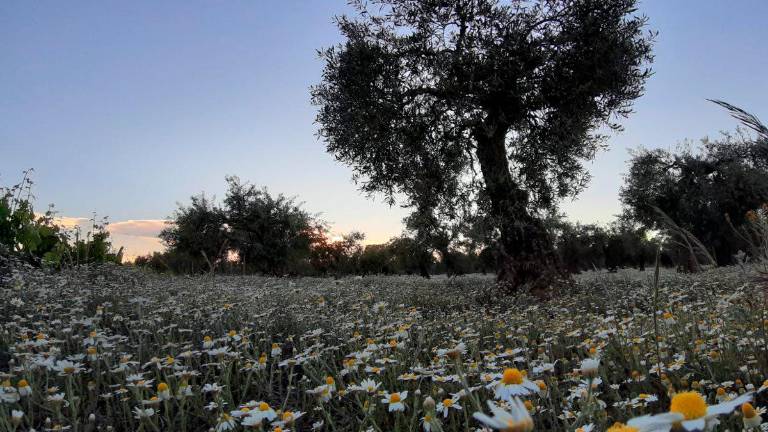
[109,234,165,262]
[107,219,169,237]
[51,216,90,229]
[45,216,170,262]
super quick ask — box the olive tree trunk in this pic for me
[474,121,561,292]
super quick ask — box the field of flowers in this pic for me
[1,263,768,431]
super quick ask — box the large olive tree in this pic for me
[312,0,654,290]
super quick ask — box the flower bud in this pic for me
[423,396,436,411]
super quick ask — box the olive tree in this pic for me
[312,0,654,290]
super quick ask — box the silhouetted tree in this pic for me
[313,0,654,290]
[359,243,396,275]
[310,231,365,277]
[621,103,768,266]
[160,193,228,273]
[224,176,320,275]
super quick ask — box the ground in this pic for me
[0,263,767,431]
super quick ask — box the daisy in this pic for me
[436,396,462,417]
[630,393,659,407]
[53,360,85,376]
[628,391,753,432]
[351,378,380,394]
[306,384,333,402]
[271,343,282,357]
[493,368,539,400]
[216,413,238,431]
[759,380,768,393]
[273,410,304,427]
[133,407,156,419]
[365,365,385,374]
[142,396,162,406]
[742,402,766,430]
[230,406,253,418]
[421,413,441,431]
[202,383,225,394]
[203,336,215,349]
[579,358,600,378]
[17,379,32,397]
[0,385,19,404]
[382,391,408,412]
[438,342,467,360]
[473,399,533,432]
[251,401,277,422]
[47,392,68,406]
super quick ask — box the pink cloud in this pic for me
[47,216,170,261]
[107,219,170,237]
[51,216,90,228]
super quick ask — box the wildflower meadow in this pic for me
[1,263,767,431]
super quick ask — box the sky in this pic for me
[1,1,767,260]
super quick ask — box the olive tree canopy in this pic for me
[312,0,654,290]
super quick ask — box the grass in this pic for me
[1,264,767,431]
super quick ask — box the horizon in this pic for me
[2,0,767,261]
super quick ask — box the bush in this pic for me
[1,170,122,267]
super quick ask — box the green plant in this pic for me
[0,170,122,268]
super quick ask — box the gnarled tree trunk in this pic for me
[474,120,562,292]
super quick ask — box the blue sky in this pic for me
[1,1,767,258]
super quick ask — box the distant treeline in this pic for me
[134,102,768,277]
[4,105,766,278]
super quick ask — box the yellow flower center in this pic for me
[502,368,524,385]
[502,417,534,432]
[282,411,294,421]
[18,379,29,388]
[663,312,673,319]
[536,380,547,390]
[259,402,270,411]
[669,392,708,420]
[36,333,45,340]
[742,402,757,418]
[271,343,279,349]
[716,387,725,396]
[524,400,533,411]
[87,347,97,355]
[158,383,168,392]
[241,407,250,413]
[443,398,453,407]
[228,330,237,337]
[390,393,401,403]
[424,414,432,422]
[325,376,335,385]
[63,366,75,374]
[639,393,650,399]
[204,336,212,342]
